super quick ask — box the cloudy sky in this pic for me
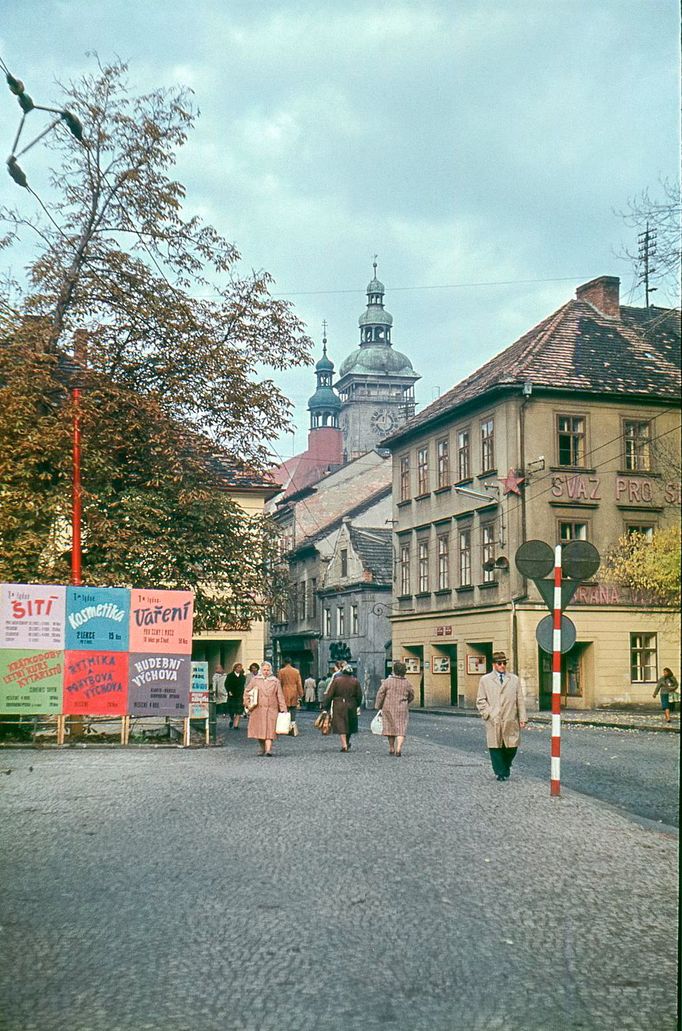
[1,0,679,462]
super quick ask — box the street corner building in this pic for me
[381,276,681,712]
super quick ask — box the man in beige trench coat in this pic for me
[476,650,527,781]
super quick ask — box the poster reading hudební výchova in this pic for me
[127,653,192,717]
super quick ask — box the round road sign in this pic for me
[562,540,600,581]
[535,614,577,654]
[515,540,555,579]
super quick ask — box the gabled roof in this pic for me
[383,294,681,446]
[349,526,393,584]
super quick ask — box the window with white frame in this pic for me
[418,540,429,593]
[437,437,450,489]
[626,523,655,541]
[559,521,588,542]
[337,606,345,637]
[457,428,470,480]
[417,447,430,494]
[481,523,496,582]
[459,529,472,587]
[399,455,411,501]
[630,632,657,682]
[481,418,495,473]
[324,608,331,637]
[400,545,411,595]
[623,419,652,472]
[557,415,586,467]
[351,604,359,635]
[437,534,450,590]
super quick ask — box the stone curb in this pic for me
[412,707,681,734]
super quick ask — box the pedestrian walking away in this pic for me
[316,675,329,708]
[303,674,317,711]
[278,657,303,736]
[212,665,228,720]
[245,661,287,756]
[374,660,414,756]
[323,664,362,752]
[653,667,678,724]
[225,663,246,729]
[476,651,527,781]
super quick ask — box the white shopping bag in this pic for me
[370,711,383,735]
[275,711,292,735]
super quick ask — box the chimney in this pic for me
[575,276,620,318]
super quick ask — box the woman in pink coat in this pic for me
[375,660,414,756]
[245,661,286,757]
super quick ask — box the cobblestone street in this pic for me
[1,712,678,1031]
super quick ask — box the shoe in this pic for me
[346,741,351,750]
[340,747,348,752]
[388,750,395,756]
[496,775,506,781]
[265,752,273,757]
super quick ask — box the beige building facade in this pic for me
[383,277,681,711]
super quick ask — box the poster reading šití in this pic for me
[0,584,66,649]
[65,587,130,652]
[0,649,63,713]
[63,651,129,716]
[127,653,192,716]
[128,590,193,654]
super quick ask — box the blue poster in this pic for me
[65,586,130,652]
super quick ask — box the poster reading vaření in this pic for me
[0,649,63,713]
[127,653,192,716]
[129,590,193,654]
[0,584,65,649]
[62,651,129,716]
[65,587,130,652]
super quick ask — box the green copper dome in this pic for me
[338,345,415,379]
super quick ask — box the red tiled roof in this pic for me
[383,300,681,445]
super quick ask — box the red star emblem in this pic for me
[500,468,525,495]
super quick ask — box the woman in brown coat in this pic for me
[323,665,362,752]
[245,661,286,757]
[375,660,414,756]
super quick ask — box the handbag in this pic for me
[370,711,384,735]
[314,710,331,735]
[275,711,291,735]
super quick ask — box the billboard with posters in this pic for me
[129,590,193,654]
[62,651,129,716]
[0,584,65,649]
[127,653,192,717]
[0,649,63,713]
[65,587,130,651]
[190,661,209,718]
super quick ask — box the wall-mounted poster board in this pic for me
[432,656,451,674]
[403,656,420,674]
[467,654,487,675]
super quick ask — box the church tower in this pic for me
[305,324,343,470]
[336,262,420,461]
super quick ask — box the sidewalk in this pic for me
[415,705,680,733]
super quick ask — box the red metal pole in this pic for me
[71,387,82,586]
[550,544,562,797]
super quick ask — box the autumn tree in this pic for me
[0,60,309,628]
[604,526,681,608]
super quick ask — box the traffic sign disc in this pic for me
[536,614,577,654]
[515,540,555,579]
[562,540,600,581]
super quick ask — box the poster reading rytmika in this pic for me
[0,649,63,713]
[127,653,192,716]
[128,590,193,653]
[63,651,129,716]
[65,587,130,652]
[0,584,65,649]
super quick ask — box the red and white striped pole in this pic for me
[551,544,562,797]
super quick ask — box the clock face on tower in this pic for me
[370,408,397,434]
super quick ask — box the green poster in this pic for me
[0,649,63,714]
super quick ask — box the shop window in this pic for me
[457,428,470,480]
[459,529,472,587]
[438,534,450,590]
[481,418,495,473]
[623,420,652,472]
[417,447,430,494]
[418,541,430,593]
[400,455,411,501]
[437,437,450,488]
[630,632,657,682]
[400,545,411,595]
[557,415,586,467]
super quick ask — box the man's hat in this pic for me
[492,651,508,663]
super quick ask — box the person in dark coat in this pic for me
[225,663,246,729]
[324,665,362,752]
[653,667,678,723]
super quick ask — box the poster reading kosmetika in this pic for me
[127,653,191,716]
[63,651,129,716]
[0,649,63,713]
[65,587,130,652]
[0,584,65,649]
[129,590,193,654]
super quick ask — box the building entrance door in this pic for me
[538,643,589,711]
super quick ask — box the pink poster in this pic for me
[0,584,65,649]
[63,650,129,716]
[128,590,194,654]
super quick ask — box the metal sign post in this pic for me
[551,545,562,797]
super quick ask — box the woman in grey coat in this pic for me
[375,660,414,756]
